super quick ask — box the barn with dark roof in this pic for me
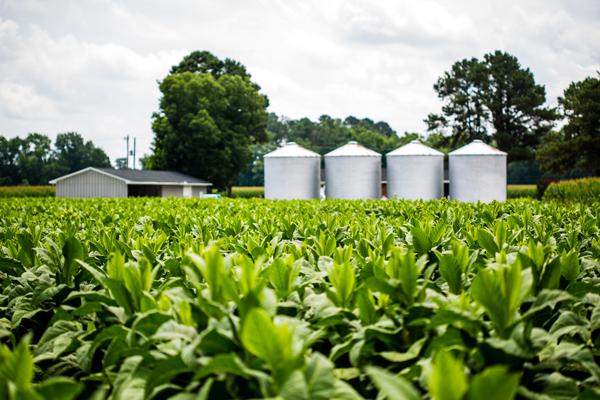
[49,167,212,198]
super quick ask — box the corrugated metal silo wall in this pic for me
[56,170,127,198]
[387,156,443,200]
[325,156,381,200]
[449,155,507,203]
[265,157,320,200]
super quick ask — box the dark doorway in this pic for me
[128,185,162,197]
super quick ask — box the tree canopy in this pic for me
[537,75,600,176]
[0,132,111,186]
[426,51,556,162]
[148,51,270,192]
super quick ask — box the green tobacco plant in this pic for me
[0,197,599,399]
[471,257,532,339]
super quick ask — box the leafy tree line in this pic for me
[426,51,599,177]
[236,114,420,186]
[151,50,599,190]
[0,132,111,186]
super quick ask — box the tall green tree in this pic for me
[0,136,23,185]
[426,51,556,161]
[53,132,111,176]
[537,75,600,176]
[149,51,269,194]
[425,58,489,146]
[17,133,55,185]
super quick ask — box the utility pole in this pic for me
[132,138,136,170]
[124,135,129,169]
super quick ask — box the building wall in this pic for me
[161,185,183,197]
[192,186,208,197]
[56,170,127,198]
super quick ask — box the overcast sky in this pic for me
[1,0,599,165]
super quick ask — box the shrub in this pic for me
[536,177,559,199]
[542,177,600,204]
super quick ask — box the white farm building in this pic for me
[49,167,212,198]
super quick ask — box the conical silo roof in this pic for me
[325,141,381,157]
[449,140,507,156]
[387,140,444,156]
[264,142,320,158]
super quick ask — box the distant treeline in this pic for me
[0,132,111,186]
[236,113,594,187]
[236,113,420,186]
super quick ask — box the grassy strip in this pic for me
[0,186,55,198]
[543,177,600,204]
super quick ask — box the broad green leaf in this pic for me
[325,261,355,309]
[410,227,432,256]
[0,257,25,275]
[380,336,427,362]
[240,308,303,388]
[465,365,519,400]
[305,353,335,400]
[279,370,309,400]
[106,278,135,316]
[477,229,498,257]
[0,339,34,390]
[539,257,561,290]
[356,288,377,326]
[560,251,580,282]
[76,260,107,288]
[35,378,83,400]
[16,233,35,268]
[107,251,125,281]
[430,350,468,400]
[332,380,364,400]
[439,253,462,294]
[365,366,420,400]
[62,237,83,287]
[591,302,600,332]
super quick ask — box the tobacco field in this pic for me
[1,197,600,400]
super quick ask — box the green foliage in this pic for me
[0,197,599,399]
[426,51,556,162]
[507,185,537,199]
[543,177,600,205]
[0,186,55,198]
[0,133,110,186]
[149,51,269,191]
[538,75,600,176]
[216,187,265,198]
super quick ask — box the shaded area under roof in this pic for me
[96,168,211,184]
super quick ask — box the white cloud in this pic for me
[0,0,598,165]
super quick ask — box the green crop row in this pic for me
[543,177,600,205]
[507,185,537,199]
[216,187,265,198]
[0,186,55,198]
[1,198,600,399]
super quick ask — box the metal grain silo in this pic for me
[386,140,444,200]
[264,142,321,200]
[449,140,507,203]
[325,141,381,199]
